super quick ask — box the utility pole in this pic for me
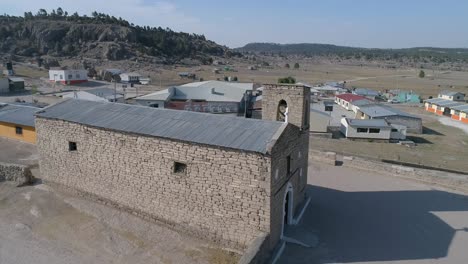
[113,74,117,102]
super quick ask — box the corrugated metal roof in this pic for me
[36,99,285,154]
[336,93,367,102]
[345,118,391,128]
[0,104,40,127]
[451,104,468,112]
[439,90,465,96]
[359,104,419,119]
[425,98,466,108]
[136,81,253,103]
[353,88,380,97]
[425,98,447,104]
[352,99,374,106]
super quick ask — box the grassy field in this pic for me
[170,62,468,99]
[11,59,468,99]
[310,105,468,172]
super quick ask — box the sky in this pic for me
[1,0,468,49]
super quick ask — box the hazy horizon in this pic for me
[1,0,468,49]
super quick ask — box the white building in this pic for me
[49,69,88,85]
[120,72,142,83]
[438,91,465,102]
[340,118,406,141]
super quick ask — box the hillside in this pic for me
[0,9,240,64]
[237,43,468,65]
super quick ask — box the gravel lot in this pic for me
[278,161,468,263]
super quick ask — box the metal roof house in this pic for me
[62,88,125,103]
[450,104,468,123]
[35,84,311,261]
[36,99,283,153]
[335,93,369,111]
[353,88,380,99]
[0,103,39,143]
[424,98,466,117]
[340,118,406,141]
[356,104,422,133]
[438,91,465,102]
[135,80,254,115]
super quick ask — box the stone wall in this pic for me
[269,125,309,249]
[0,162,34,186]
[36,117,274,249]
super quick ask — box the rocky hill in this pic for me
[0,9,240,64]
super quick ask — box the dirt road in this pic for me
[279,162,468,263]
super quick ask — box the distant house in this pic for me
[0,77,25,94]
[335,93,369,111]
[135,80,253,115]
[353,88,380,100]
[49,68,88,85]
[385,90,421,103]
[450,104,468,124]
[356,104,422,134]
[0,103,39,144]
[178,72,196,79]
[424,98,465,116]
[438,91,465,102]
[120,72,142,84]
[340,118,406,141]
[314,85,347,96]
[62,88,124,103]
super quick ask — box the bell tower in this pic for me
[262,84,310,130]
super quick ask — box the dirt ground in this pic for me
[278,161,468,264]
[310,103,468,172]
[0,138,38,165]
[0,182,239,264]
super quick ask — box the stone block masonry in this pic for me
[36,118,274,249]
[0,162,34,186]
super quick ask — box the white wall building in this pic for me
[120,72,142,83]
[438,91,465,102]
[340,118,406,141]
[49,69,88,85]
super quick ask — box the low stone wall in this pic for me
[0,162,34,186]
[344,156,468,193]
[310,149,468,193]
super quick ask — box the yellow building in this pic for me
[0,104,38,144]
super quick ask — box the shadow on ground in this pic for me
[423,126,444,135]
[279,185,468,263]
[406,136,432,144]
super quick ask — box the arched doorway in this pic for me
[282,183,294,237]
[277,100,288,122]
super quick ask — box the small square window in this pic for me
[15,126,23,135]
[173,162,187,174]
[69,141,77,151]
[68,74,73,79]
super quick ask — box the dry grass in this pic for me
[310,106,468,172]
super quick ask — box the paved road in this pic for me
[279,162,468,263]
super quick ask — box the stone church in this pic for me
[35,84,310,257]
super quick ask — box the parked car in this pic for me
[388,99,400,104]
